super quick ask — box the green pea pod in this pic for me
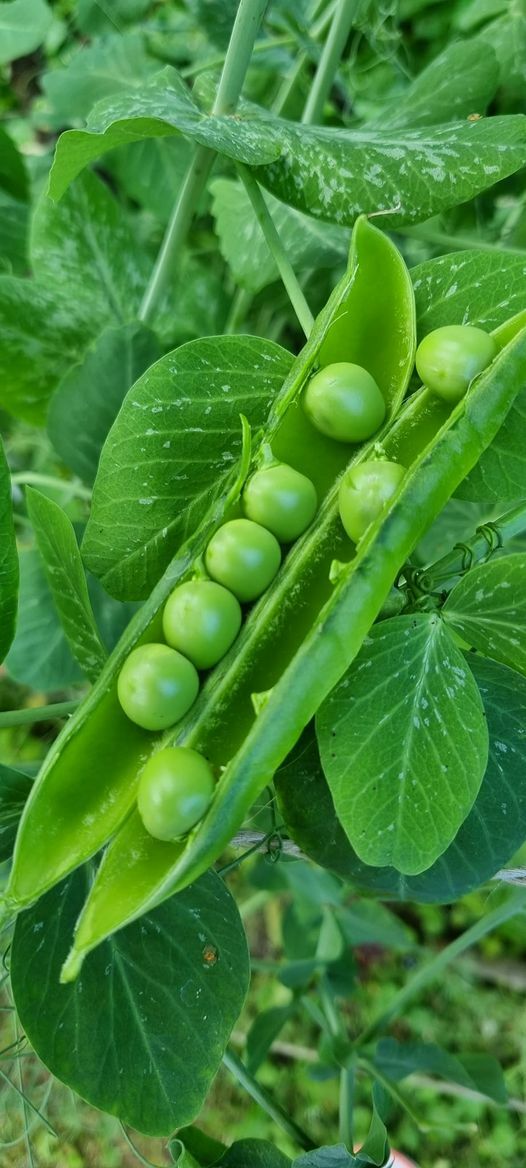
[5,216,414,917]
[60,323,526,981]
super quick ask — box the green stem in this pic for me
[400,225,526,256]
[302,0,356,125]
[339,1064,355,1148]
[11,473,91,502]
[224,286,254,334]
[138,0,269,325]
[237,164,314,337]
[272,0,336,115]
[355,889,525,1048]
[420,497,526,588]
[0,701,80,727]
[222,1048,316,1150]
[181,35,294,80]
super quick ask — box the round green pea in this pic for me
[338,460,406,544]
[205,518,281,603]
[242,463,318,542]
[117,643,199,731]
[303,362,386,442]
[415,324,497,402]
[137,747,214,840]
[163,580,242,670]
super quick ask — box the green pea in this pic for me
[163,580,242,670]
[117,643,199,731]
[205,518,281,602]
[137,747,214,840]
[303,362,386,442]
[415,324,497,402]
[338,460,406,543]
[242,463,318,542]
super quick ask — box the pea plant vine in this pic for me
[1,0,526,1165]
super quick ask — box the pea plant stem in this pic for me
[301,0,356,125]
[271,0,337,116]
[237,164,315,337]
[355,888,526,1049]
[420,497,526,587]
[222,1048,316,1150]
[138,0,268,325]
[0,701,80,727]
[339,1065,355,1148]
[11,472,91,502]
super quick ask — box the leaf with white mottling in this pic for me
[42,30,157,122]
[48,69,526,227]
[82,335,293,600]
[31,170,148,328]
[316,615,489,875]
[210,178,349,294]
[26,489,107,682]
[372,40,499,128]
[444,554,526,677]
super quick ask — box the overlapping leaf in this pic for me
[48,68,526,229]
[11,868,249,1136]
[0,0,52,65]
[278,656,526,901]
[82,335,293,600]
[371,40,499,128]
[47,323,161,484]
[316,614,488,875]
[26,489,107,682]
[443,553,526,675]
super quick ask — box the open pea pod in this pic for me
[5,216,414,920]
[60,325,526,980]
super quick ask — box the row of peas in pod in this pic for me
[117,322,498,845]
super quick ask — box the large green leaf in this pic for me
[218,1142,291,1167]
[0,765,33,863]
[31,170,149,329]
[82,334,293,600]
[0,277,96,424]
[293,1148,381,1168]
[26,489,107,682]
[0,435,18,662]
[210,178,349,294]
[277,656,526,901]
[443,553,526,676]
[374,1038,507,1104]
[42,30,157,122]
[371,40,499,128]
[11,868,249,1137]
[48,69,526,227]
[47,323,161,484]
[316,614,488,875]
[413,250,526,335]
[5,547,83,689]
[0,0,52,65]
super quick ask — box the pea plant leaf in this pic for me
[82,334,293,601]
[218,1141,292,1167]
[107,136,194,226]
[293,1147,380,1167]
[315,614,489,875]
[48,68,526,228]
[374,1038,507,1103]
[6,548,84,690]
[0,276,98,424]
[10,867,249,1137]
[443,553,526,676]
[47,323,161,485]
[210,178,349,295]
[25,489,107,682]
[41,30,158,123]
[0,436,18,662]
[0,126,28,201]
[0,0,52,65]
[31,170,149,329]
[0,765,33,863]
[371,40,499,128]
[278,656,526,902]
